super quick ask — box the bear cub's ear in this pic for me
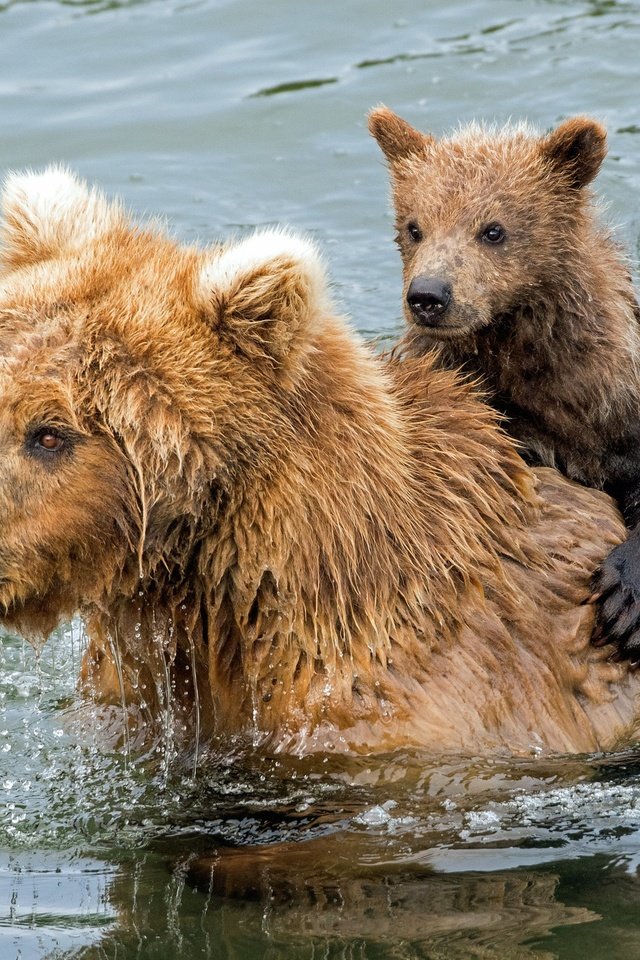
[0,165,121,269]
[368,105,433,165]
[539,117,607,189]
[198,229,330,364]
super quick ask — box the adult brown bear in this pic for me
[0,167,637,756]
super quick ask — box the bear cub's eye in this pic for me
[406,221,423,243]
[480,223,507,245]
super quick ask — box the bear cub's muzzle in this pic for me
[406,277,453,327]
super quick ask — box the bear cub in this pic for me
[369,106,640,663]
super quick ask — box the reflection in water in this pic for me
[47,838,640,960]
[3,625,640,957]
[5,855,115,958]
[4,739,638,958]
[70,865,596,959]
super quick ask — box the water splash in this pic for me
[154,618,177,785]
[108,624,131,765]
[187,629,200,780]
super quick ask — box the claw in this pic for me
[589,535,640,660]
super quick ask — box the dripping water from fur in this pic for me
[187,629,201,779]
[154,616,177,784]
[108,624,131,766]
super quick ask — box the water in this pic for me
[2,0,640,956]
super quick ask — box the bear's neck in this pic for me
[92,324,538,753]
[195,328,538,749]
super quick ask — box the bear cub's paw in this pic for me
[592,533,640,667]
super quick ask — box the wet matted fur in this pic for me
[0,168,637,755]
[369,106,640,662]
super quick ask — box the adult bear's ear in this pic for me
[368,105,433,165]
[0,165,121,269]
[198,228,330,364]
[539,117,607,189]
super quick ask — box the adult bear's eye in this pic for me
[481,223,506,245]
[25,425,70,460]
[37,431,64,451]
[407,221,423,242]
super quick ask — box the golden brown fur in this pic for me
[0,168,638,756]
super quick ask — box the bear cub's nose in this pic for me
[406,277,452,326]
